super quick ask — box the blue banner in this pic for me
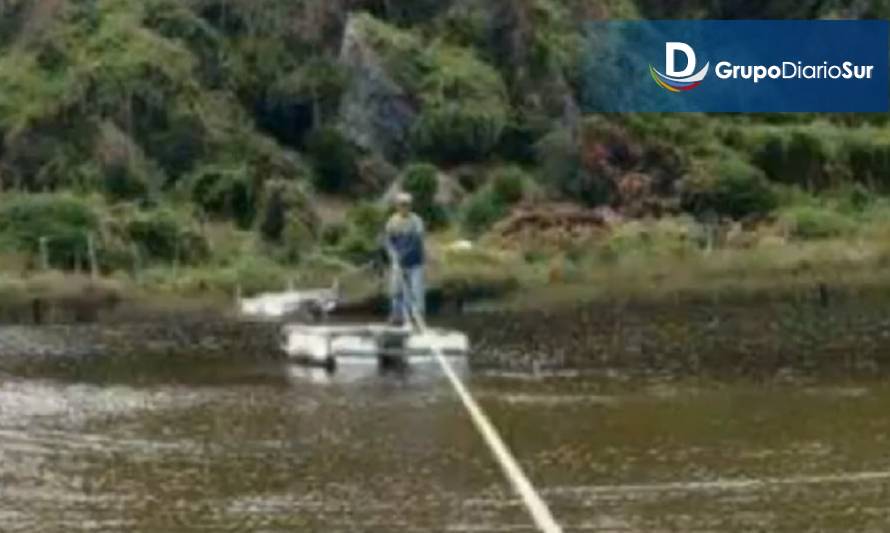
[582,20,889,112]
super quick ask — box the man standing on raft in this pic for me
[384,192,426,326]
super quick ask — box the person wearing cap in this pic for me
[384,192,426,326]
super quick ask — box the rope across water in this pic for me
[390,251,564,533]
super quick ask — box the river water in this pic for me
[2,344,890,531]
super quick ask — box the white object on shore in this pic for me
[239,283,339,319]
[447,239,474,251]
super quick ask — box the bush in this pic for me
[782,206,855,240]
[334,202,388,263]
[682,158,778,220]
[845,138,890,191]
[346,202,388,239]
[126,209,209,265]
[188,164,257,228]
[305,127,360,194]
[401,163,448,229]
[458,166,530,236]
[461,189,508,236]
[258,179,312,243]
[93,121,162,202]
[278,216,315,264]
[491,166,528,205]
[255,179,317,263]
[401,163,438,207]
[0,194,100,270]
[321,222,348,247]
[142,0,228,88]
[139,111,208,182]
[413,105,507,163]
[752,129,830,190]
[410,44,509,163]
[537,127,614,207]
[103,162,152,202]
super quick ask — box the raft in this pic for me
[281,323,469,368]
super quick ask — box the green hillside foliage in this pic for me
[1,0,889,293]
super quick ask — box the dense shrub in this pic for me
[188,164,257,228]
[305,127,360,194]
[102,162,152,202]
[495,115,542,164]
[94,122,162,202]
[845,139,890,191]
[461,189,507,236]
[258,179,316,263]
[752,130,830,190]
[126,209,209,264]
[320,222,348,247]
[259,184,288,244]
[258,179,311,243]
[782,206,855,240]
[491,166,528,205]
[138,111,208,182]
[682,158,778,220]
[401,163,447,228]
[335,202,388,263]
[0,194,100,269]
[277,216,315,264]
[412,105,507,163]
[142,0,229,88]
[459,166,529,236]
[401,164,438,207]
[411,45,509,163]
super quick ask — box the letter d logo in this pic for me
[650,42,710,92]
[666,42,696,77]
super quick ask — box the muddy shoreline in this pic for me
[2,284,890,380]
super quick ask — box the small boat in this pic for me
[281,323,470,368]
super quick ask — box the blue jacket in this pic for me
[385,213,425,268]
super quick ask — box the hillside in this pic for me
[2,0,890,301]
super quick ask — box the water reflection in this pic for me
[3,349,890,531]
[284,355,470,386]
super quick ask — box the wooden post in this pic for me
[38,237,50,271]
[131,243,142,283]
[173,240,180,278]
[87,232,99,280]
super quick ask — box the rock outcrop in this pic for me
[337,14,417,162]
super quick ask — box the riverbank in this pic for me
[4,217,890,323]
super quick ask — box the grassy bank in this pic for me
[8,198,890,318]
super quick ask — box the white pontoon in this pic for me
[280,323,469,368]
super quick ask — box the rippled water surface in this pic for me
[3,350,890,532]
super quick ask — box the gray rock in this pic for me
[337,15,417,162]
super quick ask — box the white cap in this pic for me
[394,192,413,205]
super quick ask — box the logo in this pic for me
[649,42,710,92]
[584,21,889,112]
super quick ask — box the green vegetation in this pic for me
[3,0,890,307]
[462,166,530,235]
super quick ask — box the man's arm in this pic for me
[381,216,399,263]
